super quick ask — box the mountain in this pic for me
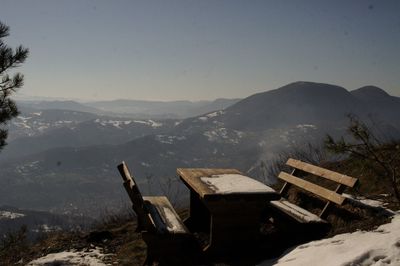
[1,82,400,215]
[85,98,241,118]
[18,100,102,114]
[6,109,99,141]
[18,98,241,119]
[351,86,400,128]
[2,108,177,160]
[221,82,362,130]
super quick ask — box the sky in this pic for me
[1,0,399,101]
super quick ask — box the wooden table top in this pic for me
[177,168,280,201]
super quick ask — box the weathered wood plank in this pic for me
[278,172,345,205]
[270,199,327,223]
[144,196,189,235]
[117,161,148,229]
[177,168,243,198]
[286,158,358,187]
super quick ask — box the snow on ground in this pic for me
[198,110,225,121]
[343,194,392,209]
[203,128,243,144]
[0,211,25,220]
[27,247,112,266]
[141,162,151,167]
[94,119,162,128]
[94,119,131,128]
[261,212,400,266]
[155,134,186,144]
[133,119,163,128]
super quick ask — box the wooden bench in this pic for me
[117,161,198,265]
[270,158,359,224]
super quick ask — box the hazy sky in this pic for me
[1,0,399,101]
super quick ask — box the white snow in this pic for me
[98,120,125,128]
[270,199,325,223]
[203,128,242,144]
[162,207,187,233]
[206,110,224,118]
[18,115,32,121]
[39,224,61,232]
[27,247,112,266]
[155,135,186,144]
[141,162,151,167]
[13,122,32,129]
[0,211,25,219]
[200,174,277,194]
[261,213,400,266]
[343,194,390,209]
[198,111,224,122]
[133,119,163,128]
[148,119,163,128]
[296,124,317,130]
[258,140,267,147]
[94,119,161,128]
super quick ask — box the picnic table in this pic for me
[177,168,280,253]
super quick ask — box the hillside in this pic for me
[218,81,362,130]
[1,82,400,215]
[2,109,177,160]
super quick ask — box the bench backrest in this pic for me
[278,158,359,218]
[117,161,155,231]
[286,158,358,187]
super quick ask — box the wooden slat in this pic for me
[286,158,358,187]
[278,172,345,205]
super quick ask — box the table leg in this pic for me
[184,190,210,232]
[205,202,266,254]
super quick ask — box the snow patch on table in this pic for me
[200,174,276,194]
[27,247,112,265]
[261,213,400,266]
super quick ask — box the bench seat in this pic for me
[143,196,190,235]
[270,199,327,224]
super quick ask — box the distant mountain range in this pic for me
[2,81,400,216]
[3,109,177,159]
[18,98,241,119]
